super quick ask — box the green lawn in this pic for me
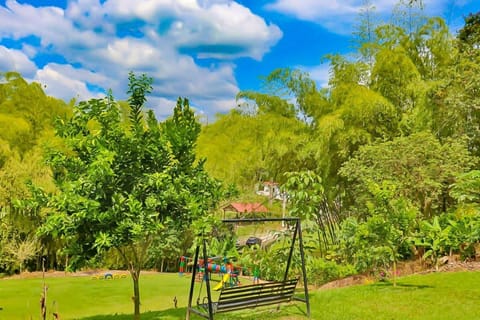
[0,273,199,319]
[308,271,480,320]
[1,271,479,319]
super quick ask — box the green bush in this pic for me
[307,257,357,286]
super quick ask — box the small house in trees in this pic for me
[256,181,285,200]
[223,202,269,219]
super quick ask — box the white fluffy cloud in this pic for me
[35,64,99,102]
[34,63,110,101]
[266,0,458,34]
[301,63,331,89]
[266,0,395,34]
[0,0,282,117]
[0,46,37,77]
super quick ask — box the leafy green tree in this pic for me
[146,219,194,272]
[353,0,381,68]
[340,132,475,218]
[0,213,40,274]
[337,181,417,286]
[259,68,330,123]
[0,215,12,272]
[0,146,56,273]
[196,8,479,281]
[414,216,450,271]
[367,17,456,137]
[0,72,69,272]
[391,0,426,37]
[448,170,480,259]
[410,18,453,80]
[432,14,480,156]
[197,108,311,189]
[443,214,480,259]
[458,12,480,50]
[0,115,31,157]
[236,90,296,118]
[371,46,421,112]
[284,171,340,254]
[39,73,222,319]
[450,170,480,207]
[0,72,69,154]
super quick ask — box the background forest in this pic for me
[1,1,480,291]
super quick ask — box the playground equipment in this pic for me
[213,274,230,291]
[181,254,241,290]
[179,256,187,275]
[91,272,127,280]
[212,272,240,291]
[186,217,310,320]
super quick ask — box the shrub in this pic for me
[307,257,357,286]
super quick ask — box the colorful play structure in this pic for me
[91,272,128,280]
[186,217,310,320]
[179,256,240,291]
[179,256,187,275]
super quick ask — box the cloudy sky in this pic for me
[0,0,478,119]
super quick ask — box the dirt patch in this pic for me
[436,260,480,272]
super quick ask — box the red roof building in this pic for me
[222,202,269,218]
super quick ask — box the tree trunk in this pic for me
[131,269,141,320]
[116,246,144,320]
[392,259,397,287]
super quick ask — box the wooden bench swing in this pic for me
[186,217,311,320]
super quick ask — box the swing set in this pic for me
[186,217,310,320]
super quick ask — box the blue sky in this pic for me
[0,0,478,119]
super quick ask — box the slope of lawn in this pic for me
[1,271,479,319]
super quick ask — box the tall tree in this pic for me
[445,12,480,156]
[339,132,476,218]
[0,72,69,154]
[391,0,426,37]
[39,73,222,319]
[458,12,480,50]
[337,181,417,285]
[197,105,312,189]
[353,0,381,68]
[284,170,342,254]
[0,72,70,272]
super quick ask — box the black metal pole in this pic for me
[186,246,200,320]
[283,218,298,281]
[297,220,311,317]
[203,238,214,320]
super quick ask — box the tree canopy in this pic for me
[38,73,223,318]
[1,4,480,314]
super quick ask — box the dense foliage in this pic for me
[1,1,480,306]
[197,5,480,283]
[39,74,222,318]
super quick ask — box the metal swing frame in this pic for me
[186,217,311,320]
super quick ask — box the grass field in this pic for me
[1,271,479,319]
[0,272,199,319]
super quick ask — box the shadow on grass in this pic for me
[78,303,306,320]
[372,282,433,289]
[79,308,186,320]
